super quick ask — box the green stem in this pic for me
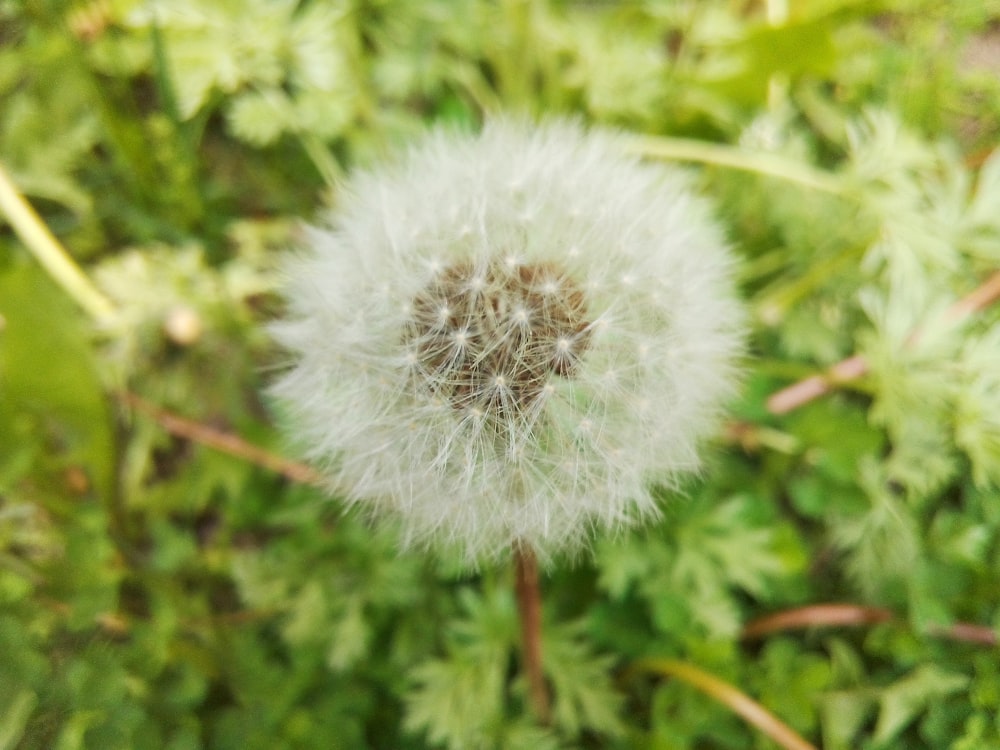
[631,658,817,750]
[497,0,535,108]
[0,163,115,322]
[300,134,344,187]
[629,135,847,195]
[453,62,503,116]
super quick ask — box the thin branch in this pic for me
[766,354,868,415]
[0,161,116,322]
[941,269,1000,322]
[743,603,998,647]
[767,270,1000,415]
[632,658,817,750]
[514,544,551,725]
[928,622,998,647]
[742,603,894,639]
[119,391,323,486]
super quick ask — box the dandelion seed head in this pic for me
[271,119,744,566]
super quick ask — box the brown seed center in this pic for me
[405,259,591,419]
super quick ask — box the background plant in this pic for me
[2,1,1000,749]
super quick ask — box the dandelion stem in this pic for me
[0,162,115,322]
[513,544,550,725]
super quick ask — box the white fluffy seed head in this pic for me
[271,119,744,568]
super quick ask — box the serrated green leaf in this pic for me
[831,458,921,598]
[405,654,506,750]
[820,689,876,750]
[595,533,658,600]
[404,587,515,749]
[670,497,792,635]
[497,722,561,750]
[227,89,290,146]
[873,664,969,745]
[543,622,624,738]
[325,595,369,672]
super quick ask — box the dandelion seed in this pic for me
[271,119,744,566]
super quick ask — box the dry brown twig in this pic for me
[742,603,895,639]
[120,391,324,487]
[742,603,998,647]
[766,270,1000,415]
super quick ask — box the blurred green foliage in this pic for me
[2,0,1000,748]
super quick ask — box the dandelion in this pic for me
[271,119,744,568]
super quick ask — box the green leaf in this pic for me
[820,690,877,750]
[0,259,113,500]
[954,327,1000,487]
[0,689,37,750]
[496,723,561,750]
[405,655,505,749]
[670,496,794,635]
[873,664,970,745]
[404,588,515,749]
[226,89,290,146]
[700,17,838,106]
[751,638,831,735]
[831,458,921,599]
[543,622,624,738]
[325,595,369,672]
